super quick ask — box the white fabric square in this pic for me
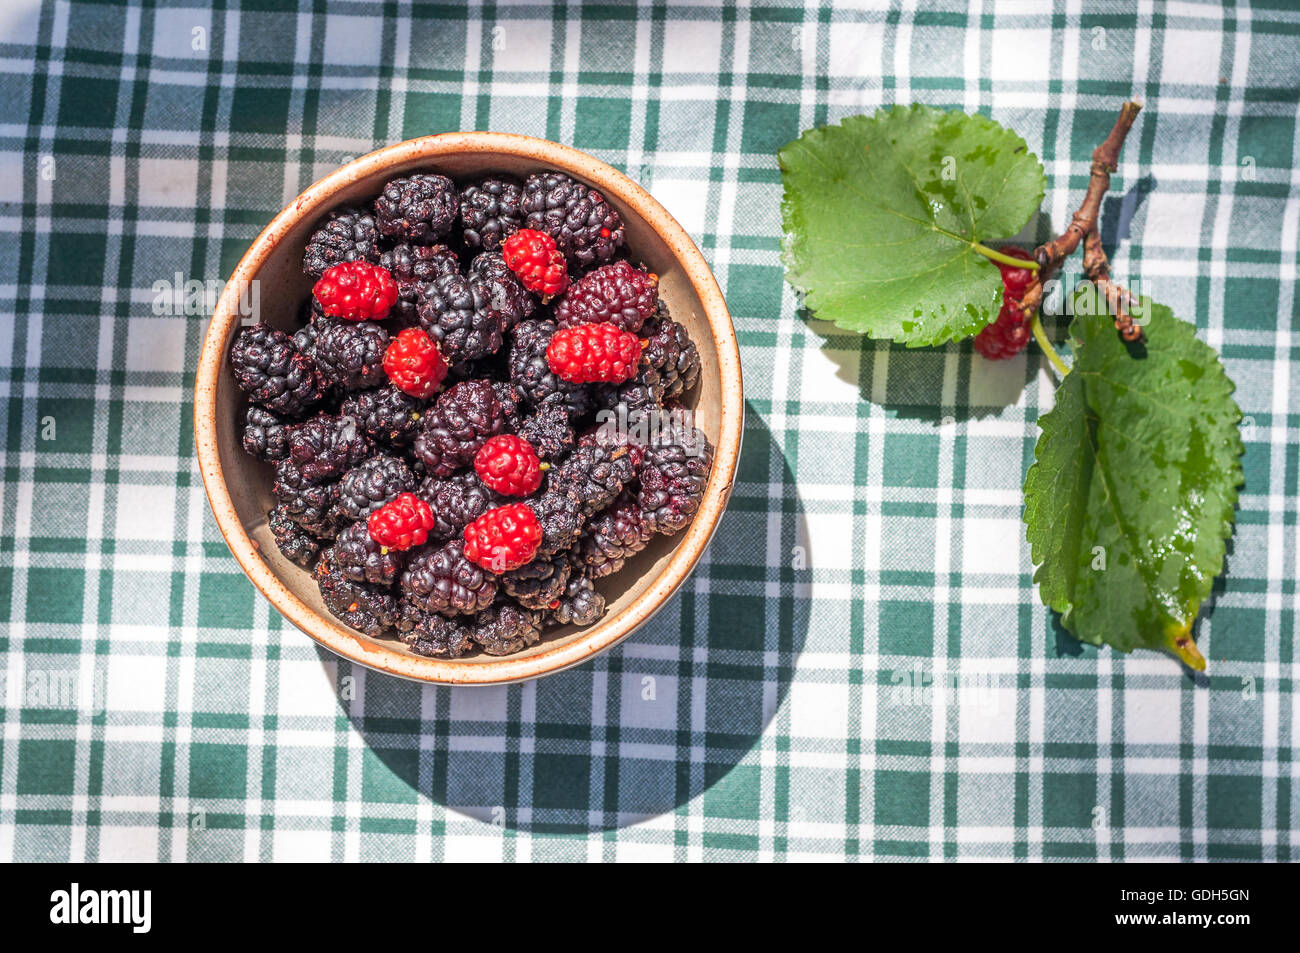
[619,673,679,729]
[959,687,1016,744]
[1160,28,1222,87]
[323,14,384,67]
[273,829,332,863]
[991,29,1051,84]
[650,177,710,238]
[828,22,885,78]
[276,660,341,718]
[1142,191,1207,248]
[125,317,187,372]
[969,357,1031,409]
[800,342,862,405]
[0,2,41,48]
[98,825,159,862]
[108,655,168,713]
[1125,690,1183,745]
[443,832,505,862]
[615,839,675,862]
[961,518,1023,574]
[151,8,211,59]
[136,158,198,208]
[0,151,23,204]
[494,20,553,73]
[804,511,857,571]
[788,681,849,738]
[662,19,722,73]
[115,484,176,541]
[449,685,510,722]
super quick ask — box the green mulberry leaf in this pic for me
[778,105,1046,346]
[1023,299,1244,669]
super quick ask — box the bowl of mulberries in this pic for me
[196,134,743,684]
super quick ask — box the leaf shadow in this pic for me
[800,310,1045,424]
[1049,609,1210,683]
[1209,533,1235,600]
[1049,613,1085,658]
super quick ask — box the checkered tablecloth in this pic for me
[1,0,1295,863]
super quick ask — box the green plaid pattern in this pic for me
[0,0,1295,862]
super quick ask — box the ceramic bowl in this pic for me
[195,133,742,685]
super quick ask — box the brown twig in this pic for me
[1024,100,1145,343]
[1036,101,1141,266]
[1084,230,1143,341]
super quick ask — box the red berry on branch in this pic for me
[474,434,544,496]
[312,260,399,321]
[462,503,542,573]
[996,245,1035,298]
[368,492,436,550]
[383,327,448,399]
[974,300,1031,360]
[502,228,569,299]
[546,321,642,383]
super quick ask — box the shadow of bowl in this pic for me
[333,402,808,833]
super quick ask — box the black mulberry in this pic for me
[469,250,535,330]
[340,385,426,446]
[292,317,323,359]
[285,413,375,483]
[242,404,292,462]
[417,470,499,540]
[334,521,405,586]
[554,260,658,333]
[375,173,458,243]
[527,491,586,557]
[517,402,574,462]
[643,309,700,400]
[302,207,381,278]
[595,355,665,414]
[416,271,502,364]
[272,458,339,531]
[268,504,322,566]
[332,454,415,522]
[379,242,460,324]
[547,441,639,516]
[400,539,498,616]
[550,574,604,627]
[399,605,474,658]
[314,548,399,636]
[459,176,525,250]
[522,171,624,267]
[578,492,653,578]
[230,323,326,417]
[312,320,390,391]
[411,379,509,476]
[638,420,713,536]
[471,601,546,656]
[501,552,572,609]
[506,319,593,418]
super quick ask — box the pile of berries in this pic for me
[229,169,710,658]
[973,246,1035,360]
